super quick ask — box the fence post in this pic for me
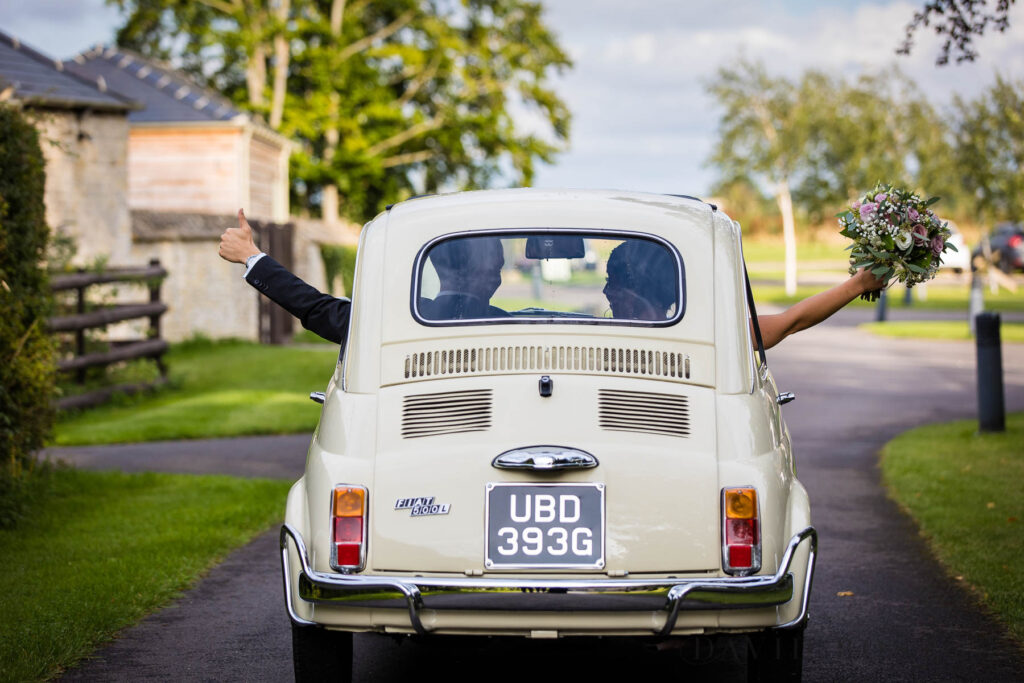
[975,312,1005,433]
[148,258,167,378]
[75,267,86,385]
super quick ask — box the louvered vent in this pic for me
[404,345,690,380]
[598,389,690,437]
[402,389,493,439]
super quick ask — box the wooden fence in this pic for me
[49,259,169,410]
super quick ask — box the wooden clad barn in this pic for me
[66,46,291,221]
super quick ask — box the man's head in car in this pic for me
[429,237,505,301]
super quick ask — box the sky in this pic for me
[2,0,1022,196]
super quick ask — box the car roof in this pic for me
[385,188,713,217]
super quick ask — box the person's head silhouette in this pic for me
[603,240,676,320]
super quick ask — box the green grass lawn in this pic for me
[753,282,1024,313]
[860,320,1024,343]
[54,339,338,446]
[0,467,290,682]
[881,413,1024,644]
[741,239,848,264]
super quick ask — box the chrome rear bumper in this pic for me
[280,524,817,637]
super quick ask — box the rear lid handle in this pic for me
[492,446,598,471]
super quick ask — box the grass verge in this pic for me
[0,467,290,682]
[753,282,1024,313]
[54,339,338,446]
[881,413,1024,644]
[860,320,1024,342]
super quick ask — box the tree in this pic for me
[0,106,55,528]
[952,74,1024,222]
[706,60,808,295]
[794,68,960,223]
[110,0,572,223]
[897,0,1017,65]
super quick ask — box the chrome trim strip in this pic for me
[491,446,599,471]
[279,524,818,636]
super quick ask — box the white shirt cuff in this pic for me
[243,252,267,278]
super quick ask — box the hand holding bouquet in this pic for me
[838,183,956,302]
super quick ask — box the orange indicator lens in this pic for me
[333,486,366,517]
[724,488,757,519]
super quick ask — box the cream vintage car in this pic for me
[280,189,816,681]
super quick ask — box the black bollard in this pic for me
[874,289,888,322]
[975,312,1006,432]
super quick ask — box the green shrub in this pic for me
[0,106,56,528]
[320,243,358,297]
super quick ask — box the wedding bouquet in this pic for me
[837,183,956,301]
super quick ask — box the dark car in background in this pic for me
[973,222,1024,273]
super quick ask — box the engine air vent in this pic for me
[402,389,493,439]
[598,389,690,438]
[404,345,690,380]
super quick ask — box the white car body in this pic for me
[281,189,816,679]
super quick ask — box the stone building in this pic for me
[65,46,359,342]
[1,33,358,343]
[0,31,138,265]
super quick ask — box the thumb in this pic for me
[238,209,252,235]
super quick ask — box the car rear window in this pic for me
[413,232,684,325]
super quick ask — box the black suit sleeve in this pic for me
[245,255,351,345]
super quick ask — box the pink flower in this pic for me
[912,224,929,244]
[859,203,877,220]
[874,192,888,203]
[931,235,944,257]
[908,208,920,221]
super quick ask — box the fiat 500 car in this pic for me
[281,189,816,681]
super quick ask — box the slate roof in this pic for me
[0,31,136,111]
[65,46,244,124]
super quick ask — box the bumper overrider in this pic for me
[280,524,817,637]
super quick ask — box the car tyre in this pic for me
[746,626,804,682]
[291,622,353,683]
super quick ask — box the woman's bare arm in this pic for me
[756,269,885,350]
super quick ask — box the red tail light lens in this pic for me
[722,487,761,576]
[331,485,367,572]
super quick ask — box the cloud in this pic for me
[535,0,1024,194]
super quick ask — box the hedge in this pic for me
[0,106,55,528]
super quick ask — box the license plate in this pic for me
[485,483,605,569]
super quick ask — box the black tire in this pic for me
[747,627,804,683]
[291,622,353,683]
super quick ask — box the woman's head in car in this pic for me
[603,239,677,321]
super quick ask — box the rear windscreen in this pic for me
[414,232,684,325]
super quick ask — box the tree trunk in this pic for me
[776,179,798,296]
[247,45,267,107]
[269,0,290,129]
[322,185,340,225]
[331,0,346,35]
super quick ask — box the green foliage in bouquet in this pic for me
[0,106,56,528]
[837,182,956,301]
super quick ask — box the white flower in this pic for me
[894,231,913,251]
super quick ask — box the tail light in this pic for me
[331,485,367,572]
[722,487,760,576]
[1009,234,1022,248]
